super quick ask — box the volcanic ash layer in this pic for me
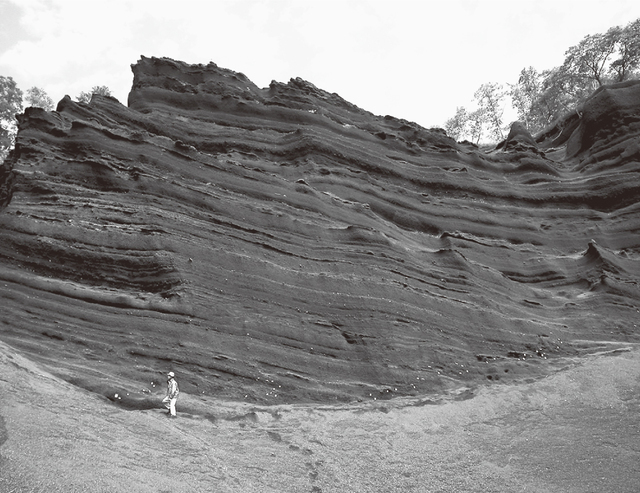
[1,56,639,404]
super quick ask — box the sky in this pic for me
[1,0,640,128]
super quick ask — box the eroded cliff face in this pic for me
[1,56,639,405]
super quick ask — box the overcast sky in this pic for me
[1,0,640,128]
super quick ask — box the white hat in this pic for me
[167,372,175,378]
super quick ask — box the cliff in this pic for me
[1,56,639,405]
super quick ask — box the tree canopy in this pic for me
[445,17,640,142]
[76,85,112,103]
[25,86,55,111]
[445,83,505,145]
[0,76,23,162]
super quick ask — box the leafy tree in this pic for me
[442,85,506,144]
[1,76,23,162]
[538,18,640,120]
[444,106,469,141]
[509,67,551,134]
[468,108,486,145]
[445,18,640,139]
[609,18,640,82]
[563,30,618,89]
[473,82,506,142]
[25,86,54,111]
[76,85,112,103]
[538,66,586,124]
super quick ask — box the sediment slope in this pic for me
[1,56,639,404]
[2,340,639,492]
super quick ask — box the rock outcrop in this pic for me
[1,56,639,404]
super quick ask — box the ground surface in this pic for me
[1,339,638,493]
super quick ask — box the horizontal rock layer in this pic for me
[1,56,639,403]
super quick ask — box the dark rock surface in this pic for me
[1,56,639,404]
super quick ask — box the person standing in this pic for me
[162,372,179,417]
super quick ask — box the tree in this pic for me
[1,76,23,162]
[537,66,585,124]
[444,106,469,141]
[509,67,545,133]
[468,109,485,145]
[443,84,506,144]
[609,19,640,82]
[546,19,640,112]
[563,31,618,90]
[517,19,640,129]
[76,85,112,103]
[473,82,506,142]
[25,86,54,111]
[444,18,640,141]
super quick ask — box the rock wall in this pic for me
[1,56,639,403]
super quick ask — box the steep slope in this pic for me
[1,56,639,405]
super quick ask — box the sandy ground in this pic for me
[1,340,639,493]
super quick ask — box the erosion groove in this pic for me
[0,56,639,404]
